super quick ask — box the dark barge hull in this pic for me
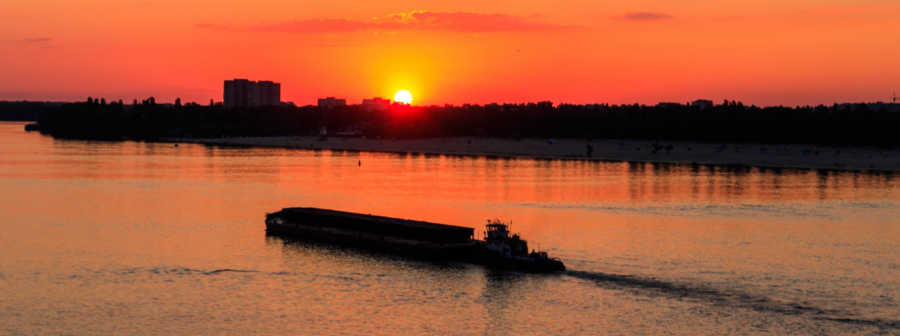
[265,221,473,258]
[268,207,474,243]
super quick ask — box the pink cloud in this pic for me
[203,11,578,34]
[24,37,52,42]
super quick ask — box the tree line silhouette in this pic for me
[37,97,900,147]
[0,101,67,121]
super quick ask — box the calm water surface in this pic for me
[1,122,899,335]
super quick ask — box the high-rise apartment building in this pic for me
[224,79,281,108]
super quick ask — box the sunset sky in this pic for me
[1,0,898,106]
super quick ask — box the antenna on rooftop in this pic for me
[893,92,899,103]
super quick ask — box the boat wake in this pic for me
[564,270,900,330]
[204,269,258,275]
[114,267,260,276]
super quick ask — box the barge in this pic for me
[265,207,565,272]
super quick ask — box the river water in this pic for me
[1,122,899,335]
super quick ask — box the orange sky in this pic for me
[1,0,898,106]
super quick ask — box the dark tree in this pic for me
[34,99,900,147]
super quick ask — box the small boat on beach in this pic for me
[265,207,565,272]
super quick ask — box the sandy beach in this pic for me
[166,136,900,171]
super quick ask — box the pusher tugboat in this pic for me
[473,219,566,272]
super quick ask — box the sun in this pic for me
[394,90,412,105]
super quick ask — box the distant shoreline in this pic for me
[163,136,900,172]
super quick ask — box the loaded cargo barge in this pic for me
[265,207,474,258]
[265,207,565,272]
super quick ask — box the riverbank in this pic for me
[165,136,899,171]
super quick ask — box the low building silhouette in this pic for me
[361,97,391,110]
[658,102,683,108]
[691,99,714,110]
[837,102,900,113]
[318,97,346,109]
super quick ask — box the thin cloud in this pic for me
[621,12,673,21]
[314,43,374,47]
[249,18,395,33]
[24,37,52,42]
[204,11,579,34]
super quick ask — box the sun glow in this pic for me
[394,90,412,105]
